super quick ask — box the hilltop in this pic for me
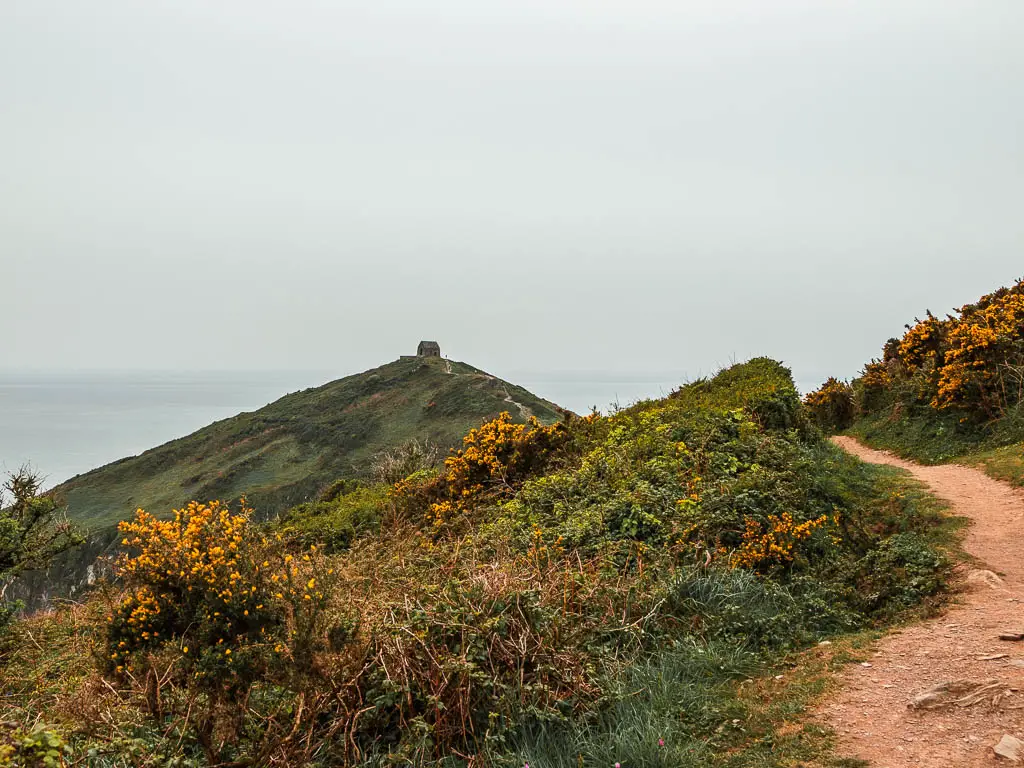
[56,356,563,529]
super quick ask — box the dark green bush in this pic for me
[277,484,387,551]
[0,469,83,632]
[851,532,948,614]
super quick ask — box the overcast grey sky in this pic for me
[3,0,1022,390]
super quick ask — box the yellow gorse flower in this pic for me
[419,412,564,532]
[730,512,829,570]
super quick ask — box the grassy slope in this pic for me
[56,357,563,529]
[966,443,1024,487]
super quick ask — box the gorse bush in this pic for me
[110,501,284,679]
[803,377,855,432]
[926,287,1024,416]
[408,411,568,535]
[730,511,832,570]
[839,278,1024,464]
[859,279,1024,421]
[107,501,337,761]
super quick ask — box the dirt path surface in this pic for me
[820,437,1024,767]
[441,359,533,419]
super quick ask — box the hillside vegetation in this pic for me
[56,357,563,530]
[0,358,958,767]
[806,278,1024,485]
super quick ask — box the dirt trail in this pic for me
[441,359,532,419]
[820,437,1024,767]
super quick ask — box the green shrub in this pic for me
[0,469,83,630]
[0,724,72,768]
[851,532,948,614]
[278,484,387,551]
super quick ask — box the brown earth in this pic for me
[819,437,1024,767]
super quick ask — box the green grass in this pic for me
[967,442,1024,486]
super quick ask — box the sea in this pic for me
[0,369,818,491]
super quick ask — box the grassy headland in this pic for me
[56,357,563,530]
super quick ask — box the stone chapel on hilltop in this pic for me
[417,341,441,358]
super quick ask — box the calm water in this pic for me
[0,370,818,490]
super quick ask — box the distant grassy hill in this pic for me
[57,357,564,529]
